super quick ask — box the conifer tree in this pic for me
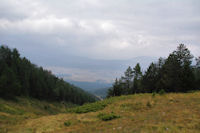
[132,63,142,93]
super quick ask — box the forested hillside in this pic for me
[108,44,200,97]
[0,45,96,104]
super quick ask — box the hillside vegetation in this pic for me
[1,92,200,133]
[108,44,200,97]
[0,45,96,104]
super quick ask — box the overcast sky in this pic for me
[0,0,200,83]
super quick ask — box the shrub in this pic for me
[152,92,156,97]
[68,101,107,113]
[97,112,120,121]
[146,101,152,108]
[159,89,165,95]
[64,121,71,126]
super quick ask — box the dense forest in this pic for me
[107,44,200,97]
[0,45,97,104]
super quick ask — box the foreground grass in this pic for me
[0,97,75,132]
[1,92,200,133]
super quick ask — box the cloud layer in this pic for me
[0,0,200,82]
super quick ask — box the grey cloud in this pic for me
[0,0,200,82]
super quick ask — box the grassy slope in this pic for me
[1,92,200,133]
[0,97,76,133]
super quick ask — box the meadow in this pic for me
[1,92,200,133]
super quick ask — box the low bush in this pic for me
[64,121,71,126]
[68,101,108,113]
[97,112,120,121]
[152,92,156,97]
[146,101,152,108]
[159,89,166,95]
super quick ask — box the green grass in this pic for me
[0,97,75,132]
[0,103,25,115]
[1,92,200,133]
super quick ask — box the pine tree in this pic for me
[161,44,194,92]
[142,63,159,93]
[122,66,133,93]
[132,63,142,93]
[194,57,200,89]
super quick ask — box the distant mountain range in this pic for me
[68,80,112,91]
[90,87,109,99]
[68,80,112,98]
[53,56,158,98]
[52,56,158,83]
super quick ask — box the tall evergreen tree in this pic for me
[161,44,194,92]
[132,63,142,93]
[113,78,122,96]
[194,57,200,89]
[142,63,159,93]
[122,66,133,93]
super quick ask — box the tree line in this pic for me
[0,45,97,104]
[107,44,200,97]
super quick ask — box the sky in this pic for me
[0,0,200,83]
